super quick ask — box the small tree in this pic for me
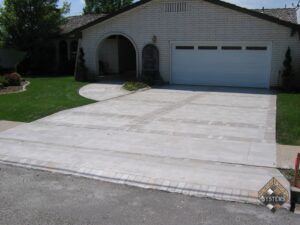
[0,0,70,73]
[75,48,88,81]
[283,47,293,77]
[282,47,294,90]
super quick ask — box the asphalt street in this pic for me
[0,164,299,225]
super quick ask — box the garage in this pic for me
[171,42,272,88]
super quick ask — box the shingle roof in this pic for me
[254,8,298,24]
[60,14,106,35]
[64,0,300,35]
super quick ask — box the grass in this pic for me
[277,92,300,145]
[123,81,148,91]
[0,76,95,122]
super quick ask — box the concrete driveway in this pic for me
[0,84,288,205]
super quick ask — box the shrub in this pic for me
[0,75,8,87]
[123,81,148,91]
[282,47,295,90]
[4,72,22,86]
[75,48,88,81]
[283,48,293,77]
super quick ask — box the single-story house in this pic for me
[54,14,105,73]
[63,0,300,88]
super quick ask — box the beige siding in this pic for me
[81,0,300,87]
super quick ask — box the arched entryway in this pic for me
[97,34,137,79]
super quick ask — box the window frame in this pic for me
[221,46,242,50]
[176,46,195,50]
[246,46,268,51]
[198,46,218,50]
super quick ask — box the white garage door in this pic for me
[171,42,272,88]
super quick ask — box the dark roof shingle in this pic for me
[60,14,106,34]
[254,8,298,24]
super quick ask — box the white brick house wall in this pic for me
[81,0,300,87]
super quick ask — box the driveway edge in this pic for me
[0,153,266,206]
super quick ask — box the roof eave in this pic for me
[204,0,300,29]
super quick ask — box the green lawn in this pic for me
[277,92,300,145]
[0,76,95,122]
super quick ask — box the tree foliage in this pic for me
[84,0,133,14]
[0,0,70,73]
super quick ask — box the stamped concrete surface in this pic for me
[79,82,130,101]
[0,85,287,204]
[1,164,299,225]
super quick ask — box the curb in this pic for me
[0,153,262,206]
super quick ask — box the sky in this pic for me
[61,0,300,15]
[0,0,299,16]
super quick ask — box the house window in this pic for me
[221,46,242,50]
[165,2,187,12]
[246,46,267,50]
[176,46,194,50]
[198,46,218,50]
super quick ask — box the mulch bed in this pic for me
[0,81,27,94]
[280,169,300,186]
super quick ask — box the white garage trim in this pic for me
[170,41,272,88]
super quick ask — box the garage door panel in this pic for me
[171,43,271,88]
